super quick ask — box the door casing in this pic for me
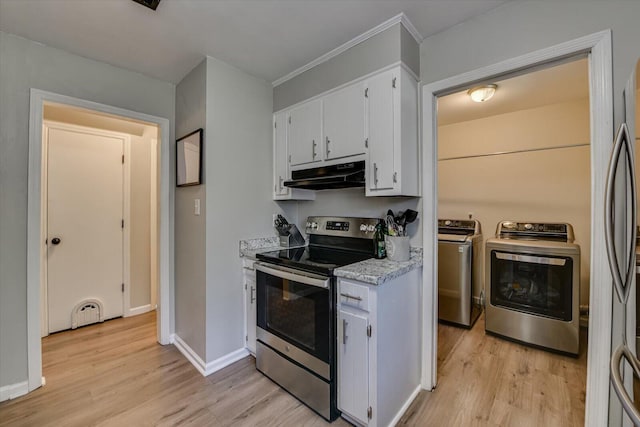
[421,30,613,426]
[27,89,172,393]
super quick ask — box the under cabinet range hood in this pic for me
[284,161,365,190]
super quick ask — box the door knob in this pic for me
[51,237,61,245]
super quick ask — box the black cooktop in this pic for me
[256,245,373,276]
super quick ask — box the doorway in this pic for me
[27,90,172,393]
[421,30,613,424]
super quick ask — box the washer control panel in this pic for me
[497,221,572,242]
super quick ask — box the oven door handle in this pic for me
[255,262,330,289]
[495,252,566,266]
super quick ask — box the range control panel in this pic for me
[496,221,573,242]
[306,216,382,237]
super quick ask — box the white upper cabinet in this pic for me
[273,112,289,197]
[365,66,419,197]
[288,99,323,166]
[273,112,315,201]
[323,83,366,161]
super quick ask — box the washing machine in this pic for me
[485,221,580,355]
[438,219,483,328]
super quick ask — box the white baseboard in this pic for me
[0,380,29,402]
[172,333,249,377]
[126,304,152,317]
[387,385,422,427]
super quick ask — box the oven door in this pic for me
[490,251,573,321]
[255,262,334,369]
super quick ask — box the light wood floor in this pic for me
[0,311,586,426]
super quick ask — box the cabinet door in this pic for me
[288,99,322,166]
[323,83,366,160]
[273,112,290,197]
[367,69,396,191]
[338,309,369,424]
[245,272,257,354]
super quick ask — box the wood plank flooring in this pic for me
[0,311,586,426]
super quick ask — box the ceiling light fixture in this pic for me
[468,84,497,103]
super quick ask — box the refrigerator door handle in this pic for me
[605,122,636,305]
[611,344,640,425]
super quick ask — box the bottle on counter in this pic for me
[374,223,386,259]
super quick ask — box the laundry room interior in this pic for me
[435,57,592,355]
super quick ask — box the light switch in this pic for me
[194,199,200,215]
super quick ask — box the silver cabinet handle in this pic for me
[373,163,378,186]
[250,286,256,304]
[312,139,317,159]
[326,136,331,156]
[343,319,348,345]
[605,122,636,304]
[340,292,362,301]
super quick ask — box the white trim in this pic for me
[150,138,158,311]
[272,13,422,87]
[123,135,131,318]
[171,334,250,377]
[421,30,612,427]
[273,61,418,115]
[387,385,421,427]
[127,304,153,317]
[0,381,29,402]
[28,89,173,395]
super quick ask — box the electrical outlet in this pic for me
[273,213,278,224]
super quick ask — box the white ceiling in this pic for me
[0,0,508,84]
[438,57,590,125]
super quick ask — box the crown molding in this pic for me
[272,12,423,87]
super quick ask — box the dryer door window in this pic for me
[490,250,573,321]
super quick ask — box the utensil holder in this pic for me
[385,236,410,262]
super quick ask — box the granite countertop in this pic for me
[239,237,283,260]
[334,247,423,286]
[240,237,423,285]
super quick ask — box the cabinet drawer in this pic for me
[339,280,370,312]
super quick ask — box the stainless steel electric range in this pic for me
[254,216,382,421]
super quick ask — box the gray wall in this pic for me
[203,56,283,361]
[0,31,175,388]
[418,1,640,423]
[273,23,419,112]
[175,60,207,360]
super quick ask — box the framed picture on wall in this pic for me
[176,128,202,187]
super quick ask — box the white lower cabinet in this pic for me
[337,268,422,427]
[243,259,257,354]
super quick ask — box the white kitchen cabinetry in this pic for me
[288,99,323,167]
[365,66,419,197]
[337,268,422,427]
[323,83,366,161]
[243,259,257,355]
[273,112,315,201]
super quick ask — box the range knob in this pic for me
[360,224,368,232]
[366,224,375,232]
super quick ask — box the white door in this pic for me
[273,112,290,196]
[288,99,322,166]
[47,125,125,333]
[323,83,366,160]
[367,69,396,191]
[338,309,369,424]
